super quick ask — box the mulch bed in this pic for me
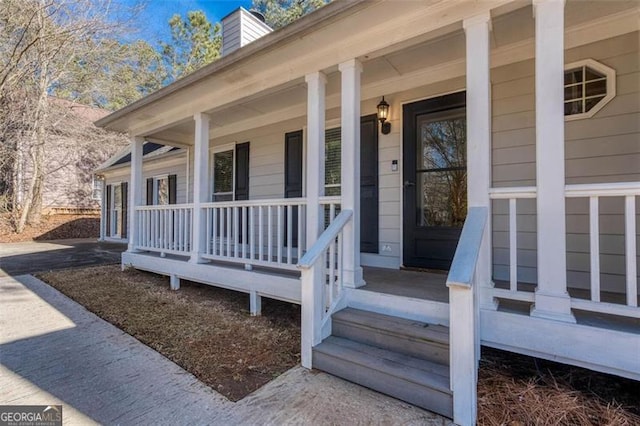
[0,214,100,242]
[37,265,640,421]
[37,265,300,401]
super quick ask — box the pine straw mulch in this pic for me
[36,265,640,420]
[36,265,301,401]
[478,347,640,425]
[0,214,100,242]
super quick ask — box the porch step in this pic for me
[332,308,449,365]
[313,336,453,418]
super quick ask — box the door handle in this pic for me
[404,180,415,188]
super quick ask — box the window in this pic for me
[154,176,169,205]
[325,127,341,196]
[213,149,234,201]
[92,176,102,200]
[564,59,615,120]
[112,183,122,237]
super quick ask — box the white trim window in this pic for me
[92,175,102,200]
[325,127,341,196]
[154,175,169,205]
[111,183,122,238]
[564,59,616,120]
[212,148,235,201]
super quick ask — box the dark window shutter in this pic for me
[121,182,128,239]
[146,178,154,205]
[360,114,379,253]
[106,184,112,236]
[234,142,250,201]
[168,174,177,204]
[284,130,303,247]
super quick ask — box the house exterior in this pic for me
[12,98,128,215]
[95,2,640,424]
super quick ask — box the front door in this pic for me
[402,92,467,270]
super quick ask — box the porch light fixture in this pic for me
[377,96,391,135]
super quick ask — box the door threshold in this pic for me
[400,266,448,275]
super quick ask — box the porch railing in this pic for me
[446,206,487,426]
[135,204,193,255]
[200,198,307,270]
[298,209,352,369]
[489,182,640,319]
[565,182,639,317]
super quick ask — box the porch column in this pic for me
[339,59,364,288]
[305,71,327,250]
[99,177,107,241]
[464,13,496,310]
[190,112,211,264]
[531,0,575,322]
[127,136,144,252]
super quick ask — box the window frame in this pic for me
[92,175,103,201]
[110,182,123,238]
[211,143,236,201]
[152,175,169,205]
[564,58,616,121]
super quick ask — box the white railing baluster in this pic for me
[268,206,273,263]
[226,207,232,257]
[258,206,264,261]
[625,195,637,307]
[234,207,240,258]
[242,206,247,259]
[509,198,517,292]
[589,196,600,302]
[277,205,283,264]
[250,206,255,261]
[287,205,293,264]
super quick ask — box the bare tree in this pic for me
[0,0,142,232]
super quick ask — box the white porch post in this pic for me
[531,0,575,322]
[339,59,364,288]
[190,112,211,264]
[305,71,327,249]
[127,136,144,252]
[464,13,495,311]
[99,178,107,241]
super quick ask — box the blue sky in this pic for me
[118,0,253,46]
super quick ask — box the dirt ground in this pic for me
[37,266,640,423]
[37,265,300,401]
[0,214,100,242]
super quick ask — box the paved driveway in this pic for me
[0,239,125,277]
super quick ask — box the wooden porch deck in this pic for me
[361,267,448,303]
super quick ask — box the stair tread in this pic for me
[333,308,449,345]
[315,336,451,394]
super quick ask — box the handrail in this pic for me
[446,207,488,288]
[565,181,640,197]
[201,197,306,208]
[136,203,194,210]
[297,209,353,269]
[488,186,537,199]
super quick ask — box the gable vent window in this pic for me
[564,59,615,120]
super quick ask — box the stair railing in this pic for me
[446,206,488,426]
[298,209,353,369]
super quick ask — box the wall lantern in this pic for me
[377,96,391,135]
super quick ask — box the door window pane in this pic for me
[416,113,467,228]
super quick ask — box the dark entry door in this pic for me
[402,92,467,270]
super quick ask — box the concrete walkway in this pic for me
[0,275,450,425]
[0,239,125,277]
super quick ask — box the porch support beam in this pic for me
[190,112,211,264]
[464,12,496,312]
[305,71,327,250]
[531,0,575,322]
[127,136,144,252]
[339,59,364,288]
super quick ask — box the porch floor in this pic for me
[361,267,448,303]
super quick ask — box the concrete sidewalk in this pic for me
[0,275,449,425]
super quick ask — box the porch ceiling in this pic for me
[145,0,639,147]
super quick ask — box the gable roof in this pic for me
[95,142,182,173]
